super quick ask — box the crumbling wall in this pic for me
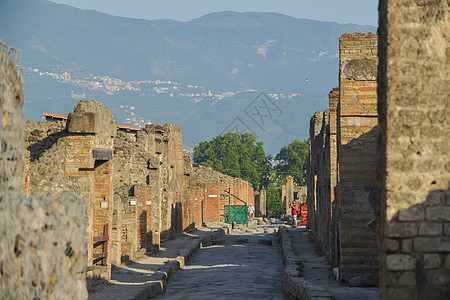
[26,100,117,279]
[378,1,450,299]
[307,110,332,257]
[192,165,254,222]
[112,130,154,263]
[307,111,324,234]
[329,88,340,267]
[0,47,87,299]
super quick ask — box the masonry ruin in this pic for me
[307,33,379,280]
[377,1,449,298]
[281,175,307,217]
[307,1,449,297]
[23,100,262,280]
[0,43,87,299]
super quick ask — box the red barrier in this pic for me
[299,205,308,226]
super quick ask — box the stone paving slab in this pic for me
[88,226,228,300]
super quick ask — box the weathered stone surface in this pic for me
[423,254,441,269]
[414,237,450,252]
[1,47,87,299]
[342,58,377,81]
[67,111,98,133]
[0,51,24,199]
[426,206,450,222]
[378,0,449,296]
[348,274,376,287]
[386,254,417,271]
[386,222,418,238]
[398,206,424,221]
[419,222,443,236]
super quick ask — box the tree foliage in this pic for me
[193,132,271,190]
[266,187,282,217]
[274,139,309,186]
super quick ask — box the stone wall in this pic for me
[0,46,87,299]
[307,110,332,258]
[338,33,379,279]
[307,33,379,280]
[26,100,117,279]
[377,1,450,299]
[25,98,256,277]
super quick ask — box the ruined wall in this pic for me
[112,129,155,263]
[0,46,87,299]
[307,111,324,234]
[329,88,340,267]
[254,188,267,217]
[378,1,450,299]
[191,165,254,222]
[338,33,378,280]
[307,110,332,257]
[26,100,117,279]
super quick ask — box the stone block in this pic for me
[445,224,450,236]
[444,254,450,270]
[418,287,445,300]
[67,112,98,134]
[419,222,443,236]
[386,222,418,238]
[423,254,442,269]
[398,271,415,285]
[402,239,413,253]
[414,237,450,252]
[385,287,415,300]
[426,206,450,222]
[426,269,450,286]
[398,206,424,221]
[386,254,417,271]
[385,238,399,252]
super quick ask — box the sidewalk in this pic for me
[88,225,229,300]
[280,227,379,300]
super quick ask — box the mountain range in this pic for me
[0,0,376,154]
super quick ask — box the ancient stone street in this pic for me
[158,225,285,300]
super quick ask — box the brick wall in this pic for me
[203,183,222,223]
[337,33,379,280]
[378,1,450,299]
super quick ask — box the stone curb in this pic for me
[123,227,227,300]
[279,227,333,300]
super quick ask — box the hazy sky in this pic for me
[50,0,379,27]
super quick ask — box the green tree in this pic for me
[266,187,282,218]
[274,138,309,186]
[193,132,271,190]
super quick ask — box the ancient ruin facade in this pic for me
[307,33,379,280]
[24,100,257,280]
[377,1,450,298]
[281,176,307,217]
[0,43,87,299]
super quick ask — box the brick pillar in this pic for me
[378,1,450,299]
[336,33,379,280]
[66,100,116,279]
